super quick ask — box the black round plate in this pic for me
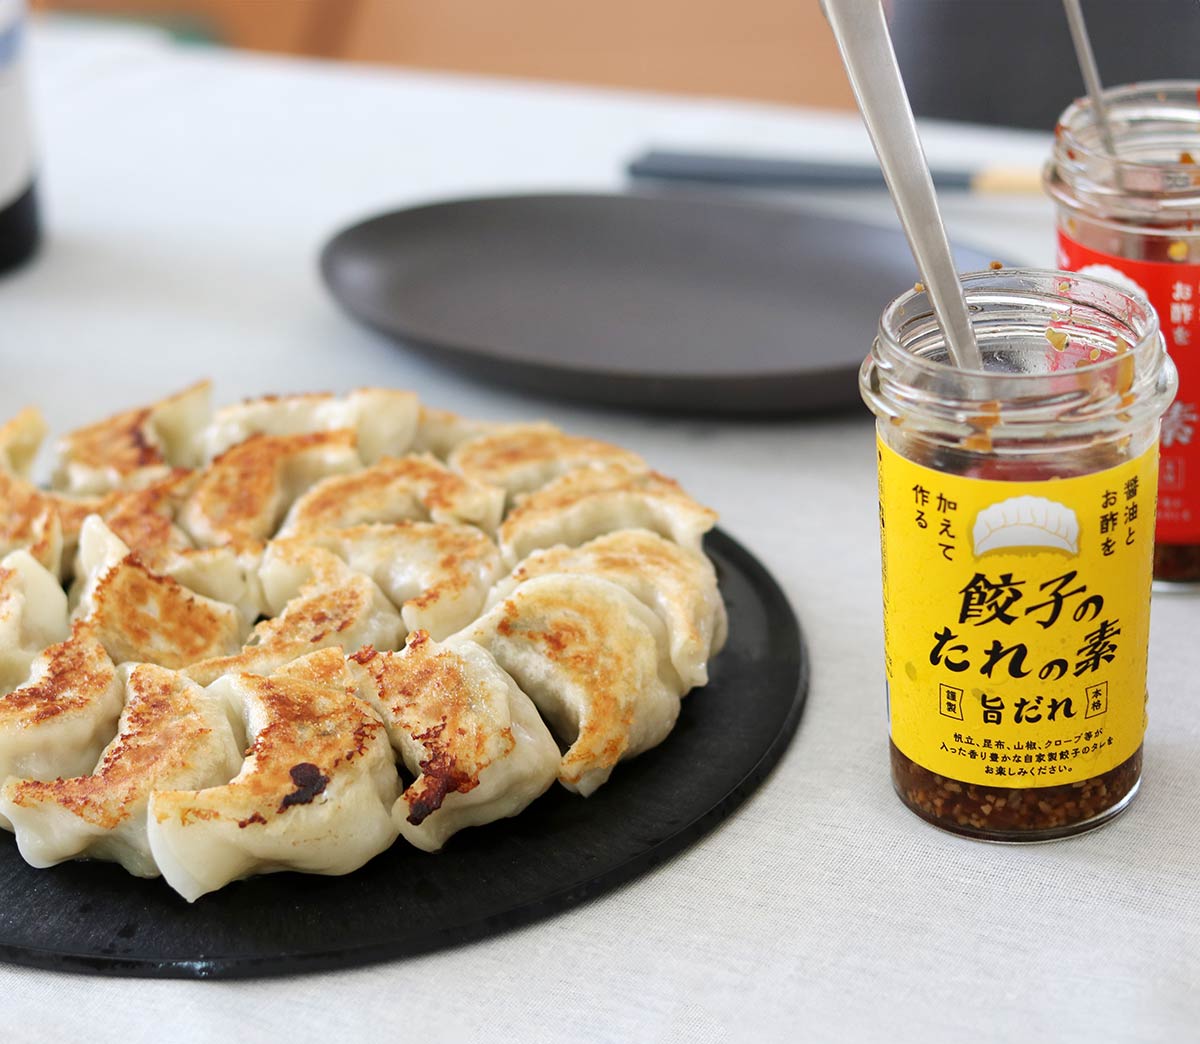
[320,191,999,416]
[0,529,807,979]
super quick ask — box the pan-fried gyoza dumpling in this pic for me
[282,522,502,639]
[0,470,100,577]
[146,649,399,902]
[199,388,419,465]
[184,543,402,686]
[96,474,264,621]
[0,550,70,693]
[498,462,717,566]
[277,453,504,537]
[487,529,727,691]
[95,470,195,556]
[411,406,498,460]
[72,517,248,668]
[180,430,360,551]
[0,407,48,478]
[458,574,683,797]
[0,628,123,829]
[448,424,645,504]
[0,663,243,876]
[345,633,558,852]
[51,381,211,495]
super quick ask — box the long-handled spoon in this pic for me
[822,0,982,370]
[1062,0,1119,160]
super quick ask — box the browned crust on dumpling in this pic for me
[508,529,712,649]
[157,657,385,825]
[507,464,686,515]
[246,676,381,817]
[499,463,716,546]
[186,430,357,549]
[264,581,369,644]
[57,405,164,476]
[0,472,101,556]
[3,664,218,829]
[490,584,645,777]
[0,470,191,570]
[450,425,644,486]
[351,632,515,824]
[284,454,485,532]
[0,627,115,725]
[54,382,210,486]
[99,471,196,563]
[511,528,692,585]
[327,521,493,610]
[88,555,242,668]
[183,570,380,684]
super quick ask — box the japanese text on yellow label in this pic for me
[877,438,1156,788]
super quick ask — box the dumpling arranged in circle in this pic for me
[0,384,727,898]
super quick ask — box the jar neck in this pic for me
[1048,81,1200,224]
[860,269,1175,452]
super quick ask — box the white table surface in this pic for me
[3,19,1196,1044]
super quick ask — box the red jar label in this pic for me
[1057,231,1199,544]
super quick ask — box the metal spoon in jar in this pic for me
[821,0,982,370]
[1062,0,1119,161]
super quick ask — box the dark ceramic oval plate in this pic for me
[320,192,999,416]
[0,529,806,979]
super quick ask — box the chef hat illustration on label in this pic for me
[972,495,1080,556]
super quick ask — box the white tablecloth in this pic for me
[2,19,1196,1044]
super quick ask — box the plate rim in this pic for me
[321,190,884,382]
[319,191,1004,415]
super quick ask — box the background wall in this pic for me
[30,0,858,111]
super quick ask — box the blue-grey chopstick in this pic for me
[627,149,1041,194]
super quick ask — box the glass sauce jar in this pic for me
[1045,82,1200,584]
[861,268,1176,841]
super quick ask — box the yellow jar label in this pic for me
[878,438,1157,788]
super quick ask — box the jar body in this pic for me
[1046,82,1200,583]
[862,270,1176,841]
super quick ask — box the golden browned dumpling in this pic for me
[183,543,402,686]
[0,383,727,896]
[147,649,399,902]
[449,423,645,504]
[0,627,123,828]
[488,529,727,691]
[411,406,498,460]
[0,662,243,876]
[72,517,248,669]
[346,632,559,852]
[281,521,502,638]
[0,471,101,577]
[278,453,504,537]
[498,462,717,566]
[92,475,263,621]
[52,381,211,495]
[180,430,360,551]
[200,388,419,464]
[458,573,684,797]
